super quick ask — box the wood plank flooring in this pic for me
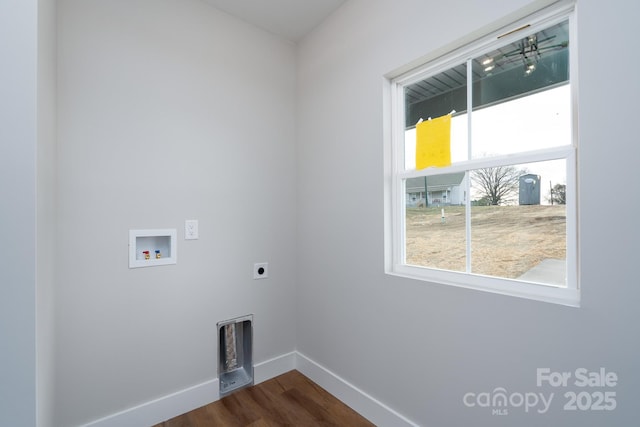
[153,370,375,427]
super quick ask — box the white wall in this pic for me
[9,0,638,425]
[37,0,58,425]
[0,0,38,426]
[55,0,297,425]
[296,0,640,426]
[1,1,57,425]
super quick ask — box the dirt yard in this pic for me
[405,205,566,278]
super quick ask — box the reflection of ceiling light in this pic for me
[524,61,536,75]
[484,65,495,72]
[482,58,493,65]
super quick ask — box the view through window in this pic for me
[387,9,578,305]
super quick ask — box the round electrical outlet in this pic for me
[253,262,268,279]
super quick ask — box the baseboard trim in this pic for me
[80,352,296,427]
[80,378,219,427]
[254,351,296,384]
[295,352,419,427]
[80,351,414,427]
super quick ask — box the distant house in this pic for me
[406,172,467,207]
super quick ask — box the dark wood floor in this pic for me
[153,370,375,427]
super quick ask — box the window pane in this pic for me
[471,20,570,158]
[404,64,468,170]
[389,5,577,304]
[404,174,468,272]
[470,160,567,285]
[472,20,569,108]
[471,85,571,158]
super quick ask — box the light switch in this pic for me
[185,220,198,240]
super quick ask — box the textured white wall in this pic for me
[296,0,640,425]
[55,1,297,425]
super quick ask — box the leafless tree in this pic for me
[472,165,525,205]
[548,183,566,205]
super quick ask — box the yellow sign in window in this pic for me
[416,114,452,169]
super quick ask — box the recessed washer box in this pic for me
[129,229,177,268]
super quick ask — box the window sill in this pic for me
[387,264,580,307]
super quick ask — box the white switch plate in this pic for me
[185,220,198,240]
[253,262,268,279]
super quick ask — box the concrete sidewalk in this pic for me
[518,259,566,286]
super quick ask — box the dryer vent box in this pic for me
[217,315,253,397]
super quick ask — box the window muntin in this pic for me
[387,9,577,306]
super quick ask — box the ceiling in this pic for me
[200,0,347,42]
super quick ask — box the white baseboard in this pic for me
[295,352,419,427]
[254,351,296,384]
[80,351,414,427]
[81,352,296,427]
[80,378,219,427]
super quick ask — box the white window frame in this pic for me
[383,1,579,307]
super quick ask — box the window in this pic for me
[384,3,578,306]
